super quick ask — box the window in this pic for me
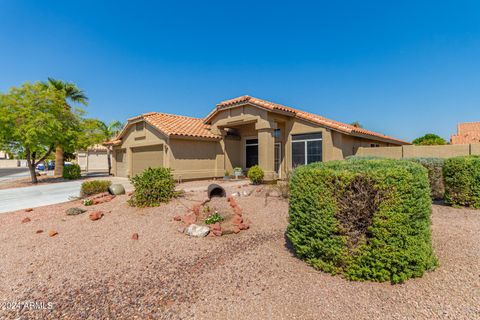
[370,143,380,148]
[273,128,281,138]
[292,132,322,167]
[245,139,258,168]
[135,122,144,131]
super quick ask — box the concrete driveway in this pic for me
[0,176,132,214]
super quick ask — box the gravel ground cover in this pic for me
[0,185,478,319]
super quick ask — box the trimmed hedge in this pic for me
[444,156,480,208]
[287,159,437,284]
[62,164,81,180]
[128,167,176,207]
[247,165,264,184]
[80,180,112,197]
[406,158,445,200]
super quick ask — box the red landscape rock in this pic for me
[48,230,58,237]
[239,223,249,230]
[232,215,243,225]
[233,226,241,234]
[36,230,43,234]
[210,222,221,231]
[131,233,139,240]
[21,217,31,223]
[25,208,33,212]
[127,191,134,196]
[192,204,201,216]
[89,211,104,221]
[212,229,223,236]
[173,215,182,221]
[233,206,242,216]
[181,213,196,226]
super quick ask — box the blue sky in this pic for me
[1,1,479,142]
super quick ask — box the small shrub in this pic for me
[62,164,81,180]
[406,158,445,200]
[80,180,112,197]
[444,156,480,208]
[205,212,224,224]
[83,199,93,206]
[247,165,264,184]
[287,159,437,284]
[128,167,176,207]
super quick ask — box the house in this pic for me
[451,122,480,144]
[106,96,408,180]
[76,144,109,172]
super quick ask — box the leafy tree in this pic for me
[350,121,363,128]
[41,78,88,176]
[77,119,124,175]
[412,133,447,145]
[0,82,83,183]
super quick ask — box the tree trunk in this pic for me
[107,147,112,175]
[54,146,64,177]
[28,163,38,184]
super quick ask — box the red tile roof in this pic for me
[451,122,480,144]
[208,95,408,144]
[144,113,220,139]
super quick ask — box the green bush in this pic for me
[62,164,81,180]
[128,167,176,207]
[406,158,445,200]
[81,180,112,197]
[247,165,264,184]
[205,213,224,224]
[443,156,480,208]
[287,159,437,284]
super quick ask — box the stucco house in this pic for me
[106,96,407,181]
[451,122,480,144]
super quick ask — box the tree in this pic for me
[77,119,124,175]
[41,78,88,176]
[350,121,363,128]
[412,133,447,146]
[0,83,83,183]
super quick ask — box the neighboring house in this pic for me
[76,144,109,172]
[451,122,480,144]
[0,150,11,159]
[106,96,408,181]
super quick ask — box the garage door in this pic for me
[132,145,164,176]
[115,149,127,177]
[88,151,108,171]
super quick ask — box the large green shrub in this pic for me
[128,167,176,207]
[443,156,480,208]
[247,165,264,184]
[287,159,437,284]
[81,180,112,197]
[406,158,445,200]
[62,164,81,180]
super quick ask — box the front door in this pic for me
[274,143,281,178]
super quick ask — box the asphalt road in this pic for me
[0,168,31,182]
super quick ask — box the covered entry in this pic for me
[131,145,164,176]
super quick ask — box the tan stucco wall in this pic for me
[471,144,480,155]
[356,146,403,159]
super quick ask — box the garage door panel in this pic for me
[132,145,163,176]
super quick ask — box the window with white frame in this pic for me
[291,133,322,167]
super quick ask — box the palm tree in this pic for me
[98,120,124,175]
[42,78,88,176]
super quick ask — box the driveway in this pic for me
[0,176,132,214]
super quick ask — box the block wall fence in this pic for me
[356,144,480,159]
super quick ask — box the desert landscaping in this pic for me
[0,181,479,319]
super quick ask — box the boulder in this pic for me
[89,211,104,221]
[108,184,126,195]
[21,217,31,223]
[185,224,210,237]
[66,207,87,216]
